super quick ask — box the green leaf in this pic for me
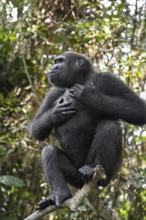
[0,175,25,188]
[69,37,78,43]
[53,34,64,43]
[82,36,92,43]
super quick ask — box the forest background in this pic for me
[0,0,146,219]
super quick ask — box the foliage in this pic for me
[0,0,146,219]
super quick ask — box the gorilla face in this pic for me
[48,55,67,86]
[48,51,91,88]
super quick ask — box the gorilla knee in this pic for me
[42,145,57,161]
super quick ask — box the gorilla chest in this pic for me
[54,90,97,148]
[55,89,92,119]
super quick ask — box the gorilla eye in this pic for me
[76,58,84,67]
[54,57,64,64]
[58,58,64,63]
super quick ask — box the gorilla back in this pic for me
[29,51,146,210]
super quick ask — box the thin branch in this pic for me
[61,4,76,21]
[22,55,40,105]
[130,0,138,50]
[24,165,113,220]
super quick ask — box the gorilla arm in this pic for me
[69,73,146,126]
[29,88,76,141]
[96,94,146,125]
[29,88,64,141]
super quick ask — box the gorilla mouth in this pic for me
[48,70,54,75]
[48,69,60,76]
[48,70,57,78]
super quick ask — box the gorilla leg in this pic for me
[59,151,85,188]
[79,120,123,186]
[37,145,84,209]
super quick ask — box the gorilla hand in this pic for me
[69,84,84,101]
[51,101,76,125]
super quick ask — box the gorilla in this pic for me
[29,51,146,210]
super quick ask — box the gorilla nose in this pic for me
[48,65,59,74]
[53,64,59,70]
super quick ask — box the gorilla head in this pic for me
[48,51,93,88]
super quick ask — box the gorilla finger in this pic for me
[56,110,75,117]
[69,92,75,98]
[62,111,76,115]
[54,195,61,207]
[72,84,81,90]
[74,84,80,88]
[60,106,76,111]
[68,88,75,94]
[55,107,76,115]
[59,102,72,107]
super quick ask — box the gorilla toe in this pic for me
[36,193,72,210]
[79,165,94,182]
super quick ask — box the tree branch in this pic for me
[24,165,113,220]
[22,55,40,105]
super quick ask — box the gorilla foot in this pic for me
[79,165,94,182]
[36,193,72,210]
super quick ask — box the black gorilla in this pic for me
[29,51,146,209]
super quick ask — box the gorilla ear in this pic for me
[76,57,85,67]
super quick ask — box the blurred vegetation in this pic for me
[0,0,146,219]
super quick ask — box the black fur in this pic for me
[29,51,146,209]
